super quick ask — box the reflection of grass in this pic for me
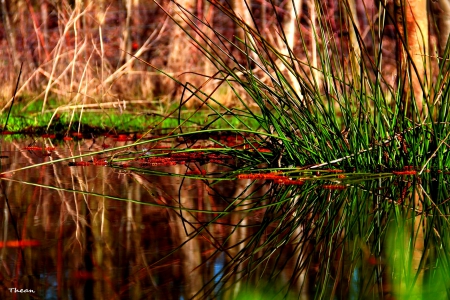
[388,211,449,299]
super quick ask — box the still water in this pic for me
[0,134,448,299]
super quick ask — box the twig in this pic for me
[419,129,450,175]
[3,62,23,132]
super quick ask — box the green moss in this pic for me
[0,99,259,134]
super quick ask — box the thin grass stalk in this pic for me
[3,63,23,132]
[42,6,89,113]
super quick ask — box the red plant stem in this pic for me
[392,171,417,175]
[322,185,347,190]
[25,0,50,60]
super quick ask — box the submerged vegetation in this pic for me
[1,0,450,299]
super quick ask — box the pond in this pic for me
[0,133,448,299]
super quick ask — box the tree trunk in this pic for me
[395,0,429,116]
[284,0,302,52]
[120,0,135,65]
[167,0,197,107]
[231,0,254,42]
[436,0,450,57]
[168,0,196,68]
[1,0,20,70]
[345,0,361,86]
[280,0,303,99]
[231,0,258,68]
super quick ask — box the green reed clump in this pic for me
[157,0,450,173]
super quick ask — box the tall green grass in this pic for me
[155,0,450,172]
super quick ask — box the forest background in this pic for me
[0,0,449,116]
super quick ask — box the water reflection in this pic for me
[0,136,449,299]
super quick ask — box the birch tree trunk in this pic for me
[436,0,450,58]
[395,0,429,116]
[284,0,302,52]
[281,0,303,99]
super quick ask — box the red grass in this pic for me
[72,132,83,138]
[23,146,42,151]
[72,271,95,280]
[139,161,177,167]
[69,161,92,167]
[209,159,224,164]
[367,255,378,265]
[237,173,288,180]
[186,169,206,175]
[170,153,191,158]
[208,154,232,159]
[322,185,347,190]
[392,170,417,175]
[322,169,344,173]
[115,134,134,141]
[275,179,305,185]
[237,174,256,179]
[93,158,108,166]
[0,240,41,248]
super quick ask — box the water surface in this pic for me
[0,134,448,299]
